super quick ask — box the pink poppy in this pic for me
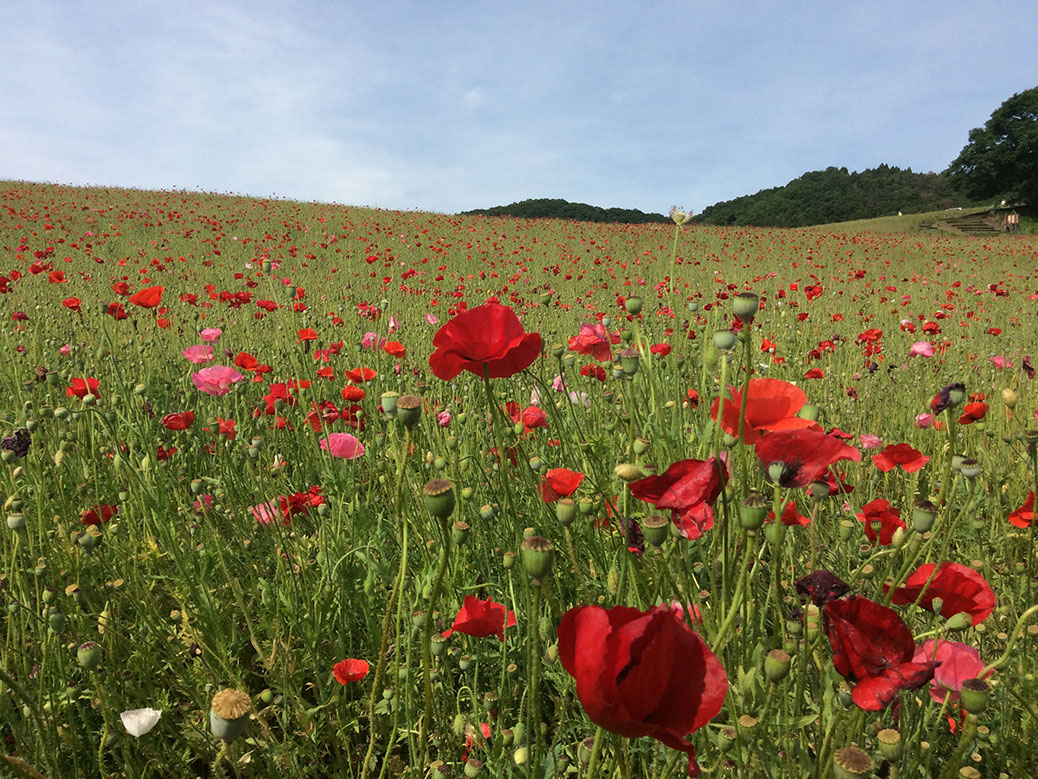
[251,500,283,526]
[361,332,386,350]
[200,328,222,342]
[320,433,365,459]
[859,434,883,449]
[183,344,215,364]
[424,313,439,325]
[990,355,1011,369]
[912,640,988,704]
[191,365,244,396]
[909,341,934,358]
[915,413,934,429]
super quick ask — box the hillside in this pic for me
[459,198,670,224]
[695,164,975,227]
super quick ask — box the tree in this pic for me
[945,87,1038,209]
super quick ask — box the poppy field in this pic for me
[3,180,1038,778]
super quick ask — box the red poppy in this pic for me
[629,457,726,539]
[160,411,195,430]
[804,368,825,380]
[539,468,585,501]
[871,443,929,473]
[957,402,988,424]
[1009,492,1035,528]
[128,285,164,308]
[80,504,118,526]
[429,302,542,380]
[333,658,370,684]
[856,499,904,545]
[768,500,811,526]
[558,604,726,777]
[343,367,377,383]
[106,302,128,320]
[825,595,937,711]
[885,562,995,626]
[754,429,860,488]
[509,404,548,432]
[710,378,819,445]
[156,444,176,461]
[568,322,621,362]
[341,385,366,402]
[62,297,81,312]
[66,377,100,399]
[442,595,517,642]
[650,343,672,357]
[298,327,319,342]
[383,341,406,358]
[112,281,130,296]
[48,270,66,284]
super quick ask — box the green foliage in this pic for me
[459,197,670,224]
[696,165,970,227]
[945,86,1038,210]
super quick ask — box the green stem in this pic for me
[418,516,452,766]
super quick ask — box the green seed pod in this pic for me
[732,292,760,323]
[877,729,902,761]
[625,296,643,315]
[521,536,555,583]
[77,641,102,670]
[423,479,456,520]
[713,330,738,352]
[739,492,768,531]
[395,395,422,428]
[642,515,669,548]
[764,649,791,683]
[6,513,26,532]
[380,391,400,417]
[451,521,470,546]
[555,498,576,527]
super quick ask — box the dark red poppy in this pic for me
[333,658,370,684]
[558,604,727,777]
[650,343,672,357]
[156,444,176,460]
[856,499,905,545]
[539,468,585,502]
[161,411,195,430]
[106,302,128,320]
[1009,492,1035,528]
[128,285,164,308]
[804,368,825,380]
[430,302,542,380]
[931,382,965,414]
[66,377,100,399]
[343,367,377,383]
[872,443,929,473]
[629,457,726,539]
[442,595,517,642]
[80,504,118,526]
[754,429,860,488]
[710,378,819,445]
[885,562,995,626]
[795,569,850,606]
[825,595,938,711]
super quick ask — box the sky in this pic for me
[2,1,1036,215]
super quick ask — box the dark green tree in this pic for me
[945,86,1038,209]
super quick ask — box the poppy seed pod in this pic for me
[521,536,555,582]
[619,349,640,376]
[451,521,470,546]
[395,395,422,428]
[732,292,760,323]
[959,678,990,713]
[1002,387,1017,408]
[832,745,873,779]
[739,492,769,531]
[641,515,670,548]
[380,391,400,417]
[912,500,937,532]
[877,728,902,760]
[713,330,738,353]
[209,689,251,742]
[77,641,102,671]
[555,498,576,527]
[423,479,456,520]
[764,649,791,683]
[625,296,643,315]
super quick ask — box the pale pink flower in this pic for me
[990,355,1011,369]
[199,328,222,343]
[912,639,988,704]
[859,434,883,449]
[183,344,215,364]
[361,332,386,350]
[59,344,72,356]
[424,313,439,325]
[251,500,282,526]
[915,413,934,429]
[191,365,244,396]
[320,433,365,459]
[388,315,400,333]
[436,411,451,427]
[552,375,567,392]
[909,341,934,358]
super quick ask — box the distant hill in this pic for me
[459,198,670,224]
[695,165,975,227]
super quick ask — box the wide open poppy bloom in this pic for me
[442,595,517,642]
[62,297,81,312]
[912,640,988,704]
[885,562,995,626]
[568,322,621,362]
[191,366,244,397]
[825,595,938,711]
[558,604,727,778]
[128,285,164,308]
[160,411,195,430]
[333,658,370,684]
[67,377,100,399]
[957,402,988,425]
[343,367,377,383]
[629,457,726,540]
[710,378,819,445]
[1009,492,1035,528]
[856,499,905,545]
[754,428,860,488]
[320,433,365,460]
[539,468,585,502]
[80,504,118,526]
[182,344,215,364]
[429,302,542,380]
[871,443,929,473]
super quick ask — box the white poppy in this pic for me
[120,708,162,737]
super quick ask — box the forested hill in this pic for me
[459,198,670,224]
[695,165,972,227]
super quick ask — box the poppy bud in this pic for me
[423,479,456,520]
[798,403,820,422]
[380,391,400,417]
[451,521,469,546]
[808,480,830,501]
[607,565,620,595]
[513,747,528,766]
[619,349,640,376]
[732,292,760,323]
[960,678,990,713]
[613,463,644,482]
[642,515,670,548]
[625,296,643,315]
[877,728,902,760]
[944,611,973,631]
[1002,387,1017,408]
[739,492,768,531]
[578,497,594,515]
[832,745,873,779]
[502,552,515,570]
[713,330,738,352]
[521,535,555,583]
[764,520,785,546]
[395,395,422,429]
[764,649,791,683]
[620,329,634,344]
[555,498,576,527]
[210,689,251,742]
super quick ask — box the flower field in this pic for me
[2,180,1038,777]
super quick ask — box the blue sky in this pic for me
[2,1,1035,214]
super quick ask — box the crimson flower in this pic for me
[710,378,819,445]
[885,562,995,626]
[871,443,929,473]
[825,596,938,711]
[80,504,118,526]
[383,341,406,358]
[161,411,195,430]
[1009,492,1035,528]
[754,429,860,488]
[343,367,377,383]
[768,500,810,526]
[539,468,585,502]
[629,457,726,539]
[442,595,517,642]
[558,604,726,777]
[66,377,100,399]
[568,322,621,362]
[333,658,370,684]
[62,297,81,312]
[508,403,548,432]
[957,402,988,424]
[856,499,905,545]
[429,302,542,380]
[128,285,164,308]
[106,302,128,320]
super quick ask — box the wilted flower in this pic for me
[120,707,162,737]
